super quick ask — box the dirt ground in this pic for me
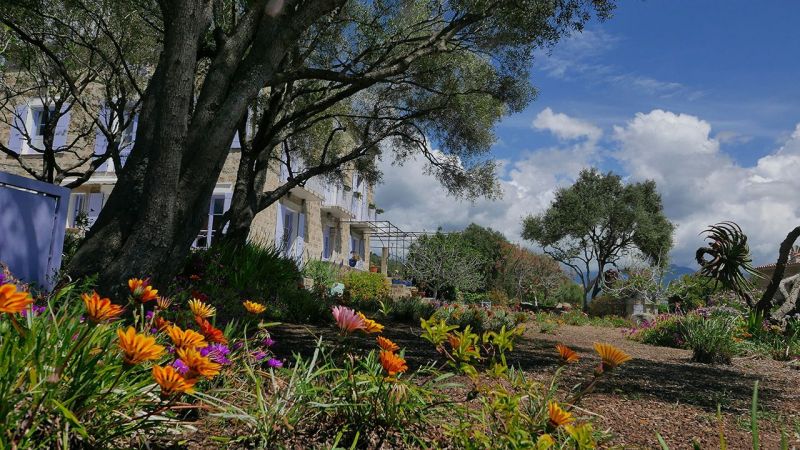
[269,321,800,449]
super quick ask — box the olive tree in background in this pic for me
[522,169,674,310]
[406,232,485,300]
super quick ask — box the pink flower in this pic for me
[331,305,365,334]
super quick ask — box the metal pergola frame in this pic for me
[342,220,444,275]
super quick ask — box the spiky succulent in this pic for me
[695,222,759,304]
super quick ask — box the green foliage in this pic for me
[556,310,633,328]
[667,274,724,311]
[522,169,674,305]
[458,223,510,291]
[407,231,487,299]
[303,260,339,291]
[386,297,438,324]
[551,282,584,307]
[495,242,568,305]
[628,314,687,348]
[683,314,740,364]
[343,271,389,303]
[179,240,303,322]
[0,280,189,448]
[430,303,525,334]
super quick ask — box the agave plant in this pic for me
[695,222,760,306]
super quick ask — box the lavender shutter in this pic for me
[94,107,110,171]
[119,113,137,168]
[296,213,306,263]
[275,203,285,251]
[53,105,71,149]
[7,106,28,153]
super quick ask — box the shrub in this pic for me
[628,314,686,348]
[343,271,389,303]
[177,241,303,323]
[430,304,523,334]
[388,296,437,324]
[302,260,339,292]
[683,314,739,364]
[588,294,626,317]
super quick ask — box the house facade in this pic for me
[0,100,378,269]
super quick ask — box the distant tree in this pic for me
[522,169,674,310]
[406,232,485,300]
[496,242,567,305]
[459,223,509,291]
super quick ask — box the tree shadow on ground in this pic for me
[270,322,780,415]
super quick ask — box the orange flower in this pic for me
[0,283,33,314]
[188,298,215,318]
[379,350,408,377]
[166,325,207,350]
[593,342,631,372]
[547,401,574,427]
[447,333,460,349]
[128,278,158,303]
[117,326,165,365]
[377,336,399,352]
[82,291,123,324]
[195,316,227,344]
[357,312,384,333]
[556,343,579,364]
[176,347,221,379]
[152,365,195,397]
[154,316,172,331]
[156,296,173,310]
[243,300,267,314]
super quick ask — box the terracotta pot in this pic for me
[369,266,379,273]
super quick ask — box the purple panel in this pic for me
[0,171,69,290]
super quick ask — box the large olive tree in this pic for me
[1,0,614,293]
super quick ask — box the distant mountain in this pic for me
[572,264,696,286]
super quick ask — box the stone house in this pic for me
[0,96,378,269]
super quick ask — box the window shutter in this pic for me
[95,107,110,171]
[86,192,104,227]
[53,105,71,149]
[275,203,285,251]
[7,106,28,153]
[296,213,306,262]
[231,131,241,149]
[119,113,137,169]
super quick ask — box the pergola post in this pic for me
[381,246,389,275]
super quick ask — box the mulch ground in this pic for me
[269,321,800,449]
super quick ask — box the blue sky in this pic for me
[376,2,800,267]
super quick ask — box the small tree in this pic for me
[406,232,485,300]
[459,223,509,291]
[522,169,674,310]
[496,242,567,305]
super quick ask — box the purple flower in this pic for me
[21,305,46,318]
[172,359,189,375]
[201,343,232,365]
[0,273,6,285]
[145,310,155,320]
[261,337,275,347]
[233,341,244,351]
[266,358,283,369]
[251,350,268,362]
[149,327,158,334]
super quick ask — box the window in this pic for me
[31,106,54,137]
[194,193,230,248]
[323,226,334,259]
[69,193,86,228]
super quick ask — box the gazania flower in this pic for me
[0,283,33,314]
[547,401,574,427]
[243,300,267,314]
[156,296,173,310]
[117,326,165,365]
[379,350,408,377]
[152,365,196,397]
[377,336,399,352]
[536,434,555,449]
[154,316,171,331]
[166,325,207,350]
[593,342,631,372]
[195,316,227,344]
[556,343,579,364]
[331,306,365,333]
[188,298,215,318]
[82,291,123,324]
[128,278,158,302]
[357,312,384,333]
[176,347,221,379]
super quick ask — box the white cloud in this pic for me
[376,109,800,269]
[533,107,602,143]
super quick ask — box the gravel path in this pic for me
[270,321,800,449]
